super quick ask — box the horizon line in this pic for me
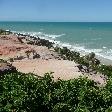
[0,21,112,23]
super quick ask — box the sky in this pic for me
[0,0,112,22]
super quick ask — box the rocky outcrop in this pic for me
[25,37,53,49]
[0,59,16,75]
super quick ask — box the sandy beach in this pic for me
[0,34,106,85]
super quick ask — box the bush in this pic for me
[52,103,73,112]
[0,71,112,112]
[0,29,10,35]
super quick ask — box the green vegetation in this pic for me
[1,71,112,112]
[0,59,7,63]
[0,29,11,35]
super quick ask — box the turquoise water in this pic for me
[0,22,112,60]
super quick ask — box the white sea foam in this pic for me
[91,38,102,41]
[23,31,65,39]
[102,46,107,49]
[95,52,112,61]
[56,42,112,61]
[40,33,65,39]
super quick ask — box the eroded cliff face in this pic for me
[0,34,28,56]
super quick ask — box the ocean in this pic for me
[0,22,112,62]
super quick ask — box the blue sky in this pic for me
[0,0,112,22]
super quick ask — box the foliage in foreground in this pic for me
[0,72,112,112]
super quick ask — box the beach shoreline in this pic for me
[0,29,110,85]
[11,30,112,66]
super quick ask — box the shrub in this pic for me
[0,71,112,112]
[52,103,73,112]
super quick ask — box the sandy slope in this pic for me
[12,59,82,80]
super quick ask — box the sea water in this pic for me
[0,22,112,62]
